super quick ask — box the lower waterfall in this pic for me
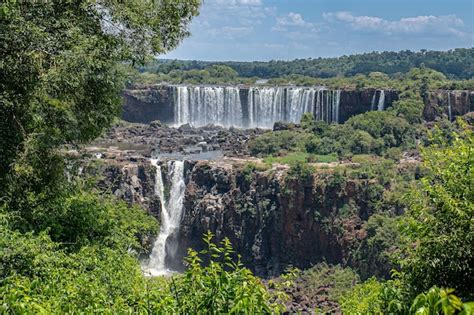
[143,159,186,276]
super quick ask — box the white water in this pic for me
[143,160,186,276]
[371,91,377,111]
[173,86,341,128]
[377,90,385,111]
[174,86,242,127]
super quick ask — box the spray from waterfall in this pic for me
[143,160,186,276]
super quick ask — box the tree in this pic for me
[398,122,473,299]
[0,0,201,229]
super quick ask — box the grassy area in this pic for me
[263,152,339,166]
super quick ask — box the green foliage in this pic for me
[0,223,151,313]
[409,287,466,315]
[0,0,201,219]
[249,130,306,156]
[286,161,314,182]
[169,232,285,314]
[263,152,338,166]
[1,227,286,313]
[352,214,400,279]
[346,111,414,149]
[143,48,474,80]
[299,263,360,303]
[340,278,385,314]
[398,123,473,298]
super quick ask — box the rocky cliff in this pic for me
[121,85,399,125]
[79,147,412,277]
[121,85,473,125]
[122,85,175,124]
[423,90,474,121]
[177,161,388,277]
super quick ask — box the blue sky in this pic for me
[162,0,474,61]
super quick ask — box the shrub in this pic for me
[339,278,384,314]
[286,161,314,182]
[168,232,286,314]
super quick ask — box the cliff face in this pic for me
[122,85,174,124]
[86,155,385,277]
[178,161,372,277]
[122,86,399,125]
[338,88,398,122]
[122,85,473,125]
[423,90,474,121]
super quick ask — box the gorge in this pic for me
[105,84,474,278]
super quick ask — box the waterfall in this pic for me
[175,86,242,128]
[377,90,385,111]
[333,90,341,123]
[447,92,452,121]
[371,90,377,111]
[172,86,341,128]
[144,160,186,276]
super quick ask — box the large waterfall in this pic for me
[172,86,342,128]
[143,160,186,276]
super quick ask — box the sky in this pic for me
[162,0,474,61]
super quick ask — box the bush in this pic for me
[286,161,314,182]
[339,278,384,314]
[249,130,304,156]
[169,232,285,314]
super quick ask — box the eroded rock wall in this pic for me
[423,90,474,121]
[176,161,372,277]
[122,85,473,124]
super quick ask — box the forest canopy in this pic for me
[140,48,474,80]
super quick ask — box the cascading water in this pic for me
[174,86,242,127]
[371,90,377,111]
[370,90,386,112]
[377,90,385,111]
[143,160,186,276]
[447,91,452,121]
[173,86,341,128]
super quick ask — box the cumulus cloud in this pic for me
[276,12,311,27]
[272,12,319,35]
[323,12,466,37]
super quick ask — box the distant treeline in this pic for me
[141,48,474,80]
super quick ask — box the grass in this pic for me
[263,152,339,166]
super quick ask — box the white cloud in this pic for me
[276,12,312,27]
[272,12,319,36]
[323,12,466,37]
